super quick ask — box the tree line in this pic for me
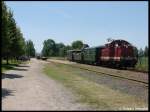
[41,39,85,57]
[2,2,35,64]
[138,46,148,57]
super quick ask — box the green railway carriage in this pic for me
[83,46,104,64]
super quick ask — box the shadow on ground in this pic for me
[12,68,28,71]
[2,88,15,99]
[17,65,30,67]
[2,64,17,70]
[2,73,24,79]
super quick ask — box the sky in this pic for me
[6,1,148,53]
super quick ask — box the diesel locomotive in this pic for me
[67,39,138,68]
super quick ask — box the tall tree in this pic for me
[63,45,72,57]
[59,47,66,57]
[138,48,144,57]
[25,40,36,57]
[55,43,65,56]
[144,46,148,57]
[2,2,10,64]
[133,47,138,58]
[2,2,26,63]
[42,39,56,57]
[7,10,26,59]
[72,40,83,49]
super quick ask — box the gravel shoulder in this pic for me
[2,58,89,110]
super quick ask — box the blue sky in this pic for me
[6,1,148,53]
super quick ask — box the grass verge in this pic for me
[135,57,148,72]
[43,62,147,110]
[48,57,66,60]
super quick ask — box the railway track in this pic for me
[47,59,148,87]
[126,68,148,73]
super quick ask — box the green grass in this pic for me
[43,62,147,110]
[48,56,67,60]
[1,59,29,72]
[135,57,148,72]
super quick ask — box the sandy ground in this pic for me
[2,58,89,111]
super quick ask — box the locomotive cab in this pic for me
[112,40,138,67]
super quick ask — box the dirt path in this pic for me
[2,58,89,110]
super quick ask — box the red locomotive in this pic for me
[100,39,138,67]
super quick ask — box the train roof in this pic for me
[67,49,81,52]
[109,39,132,45]
[83,45,105,49]
[67,45,105,51]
